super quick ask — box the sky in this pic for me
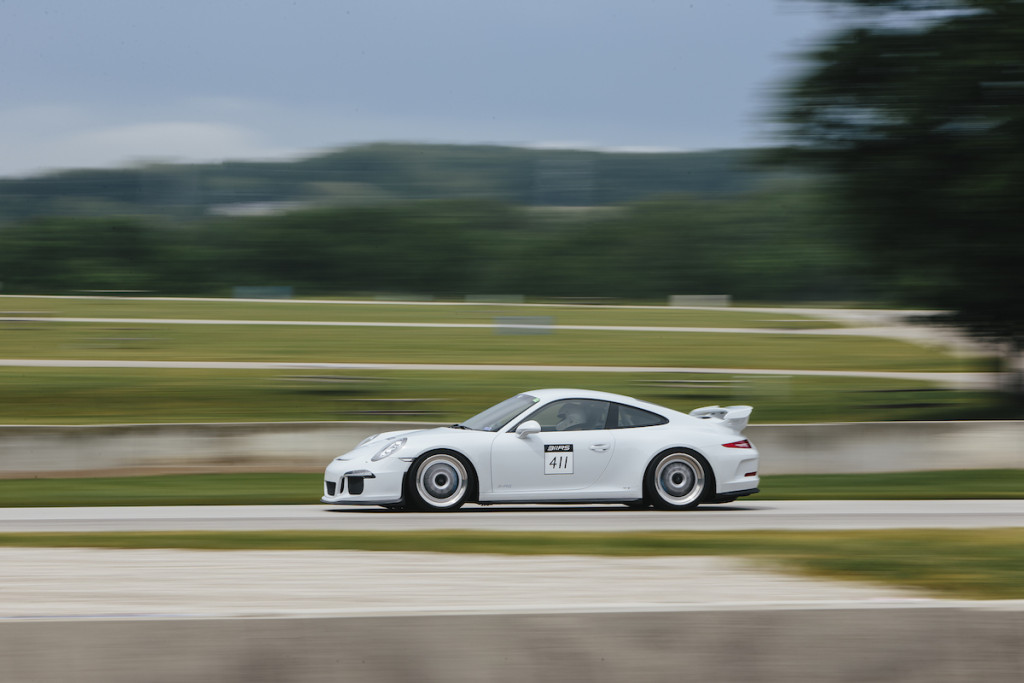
[0,0,838,178]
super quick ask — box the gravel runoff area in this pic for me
[0,547,928,620]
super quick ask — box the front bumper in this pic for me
[321,464,407,506]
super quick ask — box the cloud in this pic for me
[0,109,296,177]
[66,121,288,165]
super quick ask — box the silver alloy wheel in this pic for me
[415,453,469,509]
[653,452,705,507]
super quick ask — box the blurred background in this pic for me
[1,0,1022,424]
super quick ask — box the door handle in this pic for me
[589,444,610,452]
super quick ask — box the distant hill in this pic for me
[0,143,791,222]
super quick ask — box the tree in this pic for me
[0,217,164,293]
[779,0,1024,349]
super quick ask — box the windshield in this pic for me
[460,393,539,432]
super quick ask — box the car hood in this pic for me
[359,428,427,448]
[339,426,482,463]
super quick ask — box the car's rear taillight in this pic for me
[722,439,752,449]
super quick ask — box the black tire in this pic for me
[407,451,474,512]
[644,450,712,510]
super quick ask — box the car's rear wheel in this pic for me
[408,451,474,511]
[645,450,711,510]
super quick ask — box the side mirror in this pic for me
[515,420,541,439]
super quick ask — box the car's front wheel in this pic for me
[644,450,712,510]
[407,451,474,511]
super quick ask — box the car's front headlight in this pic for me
[371,437,407,461]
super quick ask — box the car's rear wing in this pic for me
[689,405,753,434]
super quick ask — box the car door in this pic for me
[489,398,616,496]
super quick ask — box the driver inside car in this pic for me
[555,402,587,431]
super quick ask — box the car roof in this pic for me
[523,388,675,414]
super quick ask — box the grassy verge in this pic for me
[1,470,1020,508]
[0,473,319,507]
[762,469,1024,500]
[0,295,841,329]
[0,294,1009,425]
[0,528,1021,599]
[0,367,1011,424]
[0,319,985,372]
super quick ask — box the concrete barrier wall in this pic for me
[0,421,422,476]
[747,421,1024,474]
[0,420,1022,477]
[2,608,1022,683]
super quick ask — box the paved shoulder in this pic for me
[0,547,923,619]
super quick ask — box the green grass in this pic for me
[0,319,985,372]
[0,294,1008,425]
[0,367,1011,424]
[0,295,840,329]
[764,469,1024,500]
[0,528,1021,599]
[1,470,1020,508]
[0,473,320,507]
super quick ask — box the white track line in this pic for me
[0,358,1000,389]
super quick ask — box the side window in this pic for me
[526,399,611,432]
[614,404,668,429]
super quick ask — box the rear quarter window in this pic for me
[614,404,669,429]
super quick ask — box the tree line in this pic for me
[0,182,869,302]
[0,145,786,224]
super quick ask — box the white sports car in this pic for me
[321,388,759,511]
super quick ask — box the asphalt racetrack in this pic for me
[4,499,1024,533]
[4,500,1024,622]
